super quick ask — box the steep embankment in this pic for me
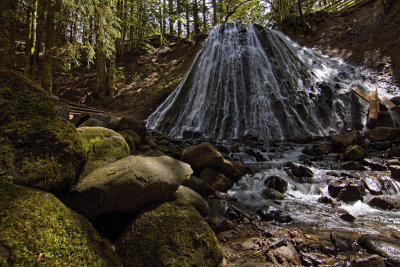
[279,0,400,86]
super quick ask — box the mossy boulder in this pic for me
[0,179,121,266]
[345,145,365,161]
[119,130,141,153]
[330,131,360,148]
[174,185,209,217]
[116,201,223,267]
[68,155,193,218]
[0,68,86,196]
[77,127,130,177]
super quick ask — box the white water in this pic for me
[147,22,397,141]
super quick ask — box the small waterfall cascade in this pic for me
[147,22,395,140]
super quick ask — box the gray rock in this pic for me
[258,205,293,223]
[182,175,214,196]
[68,155,192,218]
[367,195,400,211]
[331,131,360,148]
[357,235,400,265]
[264,176,288,194]
[390,165,400,181]
[328,178,365,202]
[352,255,385,267]
[368,127,400,142]
[174,185,209,217]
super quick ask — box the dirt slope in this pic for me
[279,0,400,86]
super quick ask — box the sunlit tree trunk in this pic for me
[94,6,107,100]
[163,0,167,35]
[169,0,174,35]
[177,0,182,37]
[41,0,56,95]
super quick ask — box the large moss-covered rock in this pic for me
[68,155,193,218]
[77,127,130,177]
[0,69,86,196]
[0,179,121,266]
[330,131,360,148]
[174,185,209,217]
[116,201,223,267]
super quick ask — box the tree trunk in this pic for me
[107,45,116,99]
[212,0,217,25]
[94,6,107,100]
[186,1,190,39]
[193,0,200,40]
[162,0,167,35]
[41,0,56,95]
[3,0,17,69]
[169,0,174,35]
[177,0,182,37]
[202,0,207,32]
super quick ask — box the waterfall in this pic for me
[146,22,393,141]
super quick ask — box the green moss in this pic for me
[0,179,122,266]
[156,145,169,153]
[117,201,222,267]
[77,127,130,177]
[0,69,86,196]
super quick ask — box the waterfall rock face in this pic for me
[147,22,387,141]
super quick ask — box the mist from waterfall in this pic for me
[146,22,394,141]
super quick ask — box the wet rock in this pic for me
[212,173,233,192]
[331,131,360,148]
[389,165,400,181]
[174,186,209,217]
[199,168,219,185]
[207,199,228,218]
[313,143,333,155]
[265,242,301,266]
[264,175,288,193]
[363,176,384,195]
[245,148,267,162]
[370,141,392,150]
[79,117,107,127]
[387,159,400,166]
[284,163,313,183]
[351,255,385,267]
[388,145,400,157]
[368,127,400,142]
[232,161,247,180]
[367,195,400,211]
[262,188,285,200]
[362,158,387,171]
[317,196,340,207]
[345,145,365,161]
[341,161,367,171]
[207,217,236,233]
[0,180,121,266]
[77,127,130,177]
[182,175,214,196]
[67,155,192,218]
[328,178,365,202]
[258,205,294,223]
[336,208,355,222]
[116,202,223,267]
[357,235,400,265]
[230,144,240,153]
[115,116,146,137]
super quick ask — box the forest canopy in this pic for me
[0,0,391,100]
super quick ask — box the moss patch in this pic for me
[0,179,122,266]
[0,68,86,196]
[77,127,130,177]
[116,201,222,267]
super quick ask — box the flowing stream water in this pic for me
[147,22,400,237]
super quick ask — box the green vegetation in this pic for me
[0,179,122,266]
[0,68,86,196]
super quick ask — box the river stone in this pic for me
[388,146,400,157]
[67,155,192,218]
[183,175,215,196]
[181,142,240,179]
[116,201,223,267]
[262,188,285,200]
[313,143,333,155]
[362,176,384,195]
[265,242,301,266]
[345,145,365,161]
[368,127,400,142]
[330,131,360,148]
[389,165,400,181]
[362,158,387,171]
[199,167,220,185]
[328,178,365,202]
[264,175,288,193]
[119,130,141,153]
[341,161,367,171]
[258,205,293,223]
[0,69,86,196]
[357,235,400,265]
[0,179,121,266]
[174,185,209,217]
[77,127,130,177]
[352,255,385,267]
[367,195,400,211]
[213,173,233,192]
[207,217,236,233]
[79,117,107,128]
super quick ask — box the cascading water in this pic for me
[146,22,394,140]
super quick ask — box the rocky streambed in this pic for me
[2,68,400,266]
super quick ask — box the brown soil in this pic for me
[279,0,400,86]
[53,36,204,120]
